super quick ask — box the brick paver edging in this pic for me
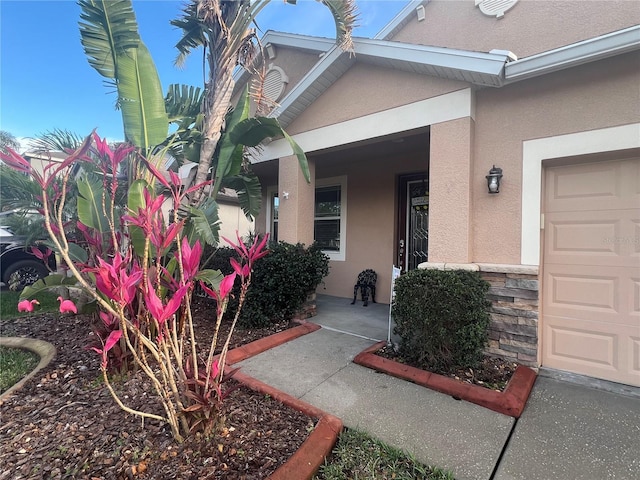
[223,321,341,479]
[354,341,537,418]
[232,371,342,480]
[224,322,321,364]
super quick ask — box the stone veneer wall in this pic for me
[293,291,318,321]
[477,265,539,367]
[419,262,540,367]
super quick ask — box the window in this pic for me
[266,177,346,260]
[266,186,279,242]
[315,177,346,261]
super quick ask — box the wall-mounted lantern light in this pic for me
[486,165,503,194]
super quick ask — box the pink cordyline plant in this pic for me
[1,134,268,442]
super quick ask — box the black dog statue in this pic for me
[351,269,377,307]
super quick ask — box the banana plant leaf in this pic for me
[196,269,224,290]
[77,176,109,233]
[182,198,220,247]
[117,44,169,150]
[42,240,89,265]
[222,174,262,221]
[20,275,80,301]
[126,179,152,257]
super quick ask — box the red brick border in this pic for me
[224,322,340,479]
[233,372,342,480]
[353,341,537,418]
[225,322,321,365]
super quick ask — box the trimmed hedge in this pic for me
[203,241,329,328]
[392,269,491,371]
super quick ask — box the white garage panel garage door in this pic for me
[542,156,640,387]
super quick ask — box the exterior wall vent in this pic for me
[475,0,519,19]
[264,65,289,103]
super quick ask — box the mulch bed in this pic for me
[0,297,313,479]
[376,345,518,392]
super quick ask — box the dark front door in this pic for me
[397,174,429,272]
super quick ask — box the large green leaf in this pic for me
[117,44,169,150]
[222,174,262,220]
[77,176,109,233]
[20,275,79,301]
[212,87,251,196]
[42,240,89,264]
[195,269,224,290]
[183,198,220,247]
[126,179,152,256]
[78,0,140,80]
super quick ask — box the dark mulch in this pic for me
[376,346,518,391]
[0,297,312,479]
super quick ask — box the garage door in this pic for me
[542,156,640,387]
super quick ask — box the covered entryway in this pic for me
[542,155,640,386]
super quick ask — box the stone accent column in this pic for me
[478,264,539,367]
[277,155,315,246]
[419,262,540,367]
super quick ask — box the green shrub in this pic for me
[202,241,330,328]
[392,269,491,371]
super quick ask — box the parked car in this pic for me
[0,227,55,290]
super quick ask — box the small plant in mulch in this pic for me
[377,345,518,391]
[389,268,519,391]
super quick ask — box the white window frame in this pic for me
[266,185,279,241]
[315,176,347,261]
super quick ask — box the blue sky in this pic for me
[0,0,409,149]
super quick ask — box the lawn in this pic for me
[0,345,40,393]
[0,290,59,319]
[316,429,454,480]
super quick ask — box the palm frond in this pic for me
[28,129,85,153]
[318,0,358,52]
[165,84,204,123]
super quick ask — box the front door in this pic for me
[397,174,429,272]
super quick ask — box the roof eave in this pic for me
[504,25,640,83]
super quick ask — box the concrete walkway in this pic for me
[237,295,640,480]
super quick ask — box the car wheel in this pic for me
[3,259,49,291]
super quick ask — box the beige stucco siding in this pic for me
[315,151,428,303]
[471,51,640,264]
[393,0,640,59]
[288,63,467,135]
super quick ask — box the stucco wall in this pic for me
[314,148,428,304]
[218,201,255,241]
[471,51,640,264]
[393,0,640,58]
[288,63,466,135]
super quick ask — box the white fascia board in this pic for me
[505,25,640,83]
[375,0,428,40]
[354,39,508,76]
[521,123,640,265]
[255,88,474,162]
[260,31,336,53]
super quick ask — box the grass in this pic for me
[0,290,59,319]
[315,429,455,480]
[0,345,40,393]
